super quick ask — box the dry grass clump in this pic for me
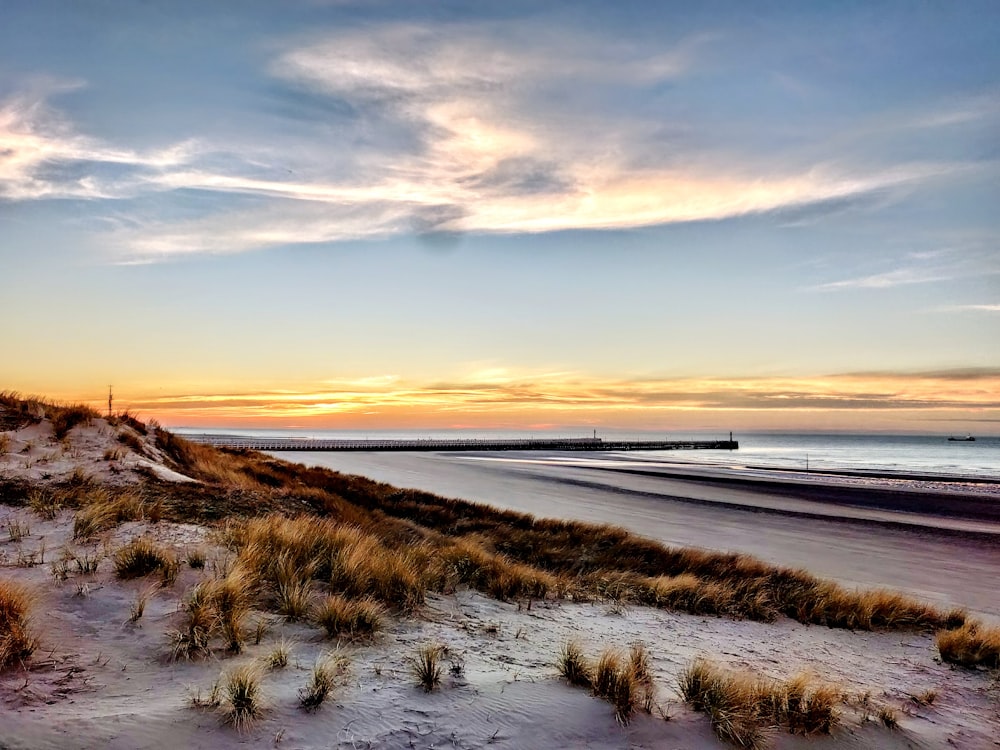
[313,594,383,639]
[222,664,264,730]
[27,488,63,520]
[265,639,291,669]
[593,649,641,724]
[348,476,966,632]
[0,391,47,424]
[441,539,558,601]
[73,490,147,539]
[171,568,254,658]
[227,515,425,611]
[50,403,99,440]
[410,643,444,691]
[558,641,655,725]
[187,548,207,569]
[127,585,157,624]
[0,433,11,455]
[109,409,147,435]
[155,428,279,489]
[679,659,841,747]
[113,537,177,580]
[877,704,899,729]
[274,575,313,621]
[936,620,1000,668]
[6,517,29,543]
[0,578,36,670]
[116,428,146,455]
[299,651,349,711]
[558,640,593,688]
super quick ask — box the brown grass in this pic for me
[313,594,383,639]
[679,659,841,747]
[226,515,425,611]
[936,620,1000,668]
[113,537,177,580]
[51,403,99,441]
[593,649,640,724]
[222,664,263,730]
[171,567,255,658]
[299,651,349,711]
[117,428,146,455]
[156,447,969,635]
[410,643,443,691]
[558,640,593,688]
[74,490,147,539]
[559,641,655,725]
[0,578,36,670]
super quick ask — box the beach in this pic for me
[276,449,1000,620]
[2,408,999,749]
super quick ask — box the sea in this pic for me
[174,428,1000,481]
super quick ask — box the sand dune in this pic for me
[1,408,998,748]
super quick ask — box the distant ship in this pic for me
[947,435,976,442]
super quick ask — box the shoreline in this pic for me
[278,449,1000,619]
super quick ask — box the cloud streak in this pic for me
[0,83,197,201]
[113,369,1000,427]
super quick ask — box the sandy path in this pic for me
[276,451,1000,620]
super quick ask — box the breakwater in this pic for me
[184,435,739,453]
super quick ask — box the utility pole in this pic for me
[108,385,113,419]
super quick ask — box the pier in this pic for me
[184,435,738,452]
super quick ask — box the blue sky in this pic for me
[1,1,998,430]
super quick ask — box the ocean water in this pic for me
[643,433,1000,480]
[175,428,1000,481]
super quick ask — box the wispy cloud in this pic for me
[934,303,1000,313]
[808,241,1000,293]
[812,267,954,292]
[0,82,197,201]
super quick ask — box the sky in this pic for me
[1,0,998,433]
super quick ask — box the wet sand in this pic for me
[273,450,1000,620]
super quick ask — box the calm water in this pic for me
[176,428,1000,480]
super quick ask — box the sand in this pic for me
[1,416,998,748]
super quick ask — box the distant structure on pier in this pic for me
[184,434,739,453]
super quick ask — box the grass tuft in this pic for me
[936,620,1000,668]
[313,594,383,639]
[7,517,29,543]
[266,639,291,669]
[558,640,593,688]
[127,586,157,624]
[877,705,899,729]
[74,491,146,539]
[593,649,640,724]
[171,568,254,658]
[299,651,349,711]
[0,578,36,670]
[679,659,840,747]
[187,548,207,569]
[51,404,98,440]
[113,537,177,580]
[410,643,443,692]
[223,664,263,730]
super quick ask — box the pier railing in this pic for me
[183,435,738,453]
